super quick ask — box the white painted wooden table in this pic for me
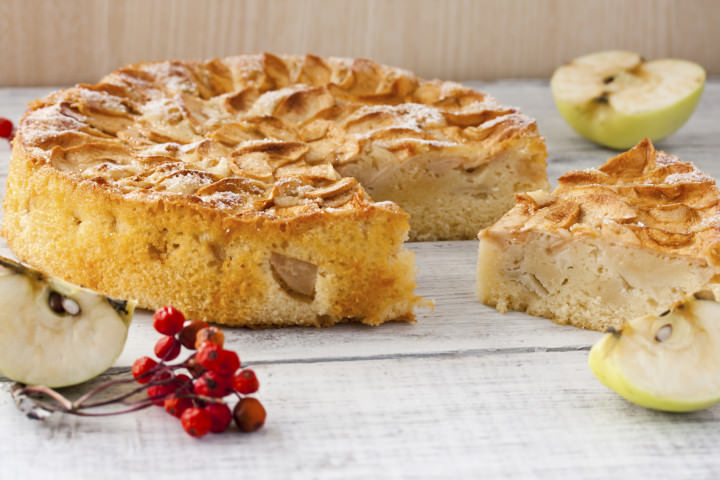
[1,81,719,479]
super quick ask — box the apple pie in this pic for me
[3,53,547,326]
[477,139,720,331]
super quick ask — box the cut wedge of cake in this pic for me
[2,54,548,327]
[477,139,720,331]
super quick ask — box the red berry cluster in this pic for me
[132,306,266,438]
[0,117,14,143]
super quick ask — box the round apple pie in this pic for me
[3,54,547,326]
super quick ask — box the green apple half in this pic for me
[0,256,135,387]
[551,50,705,150]
[589,295,720,412]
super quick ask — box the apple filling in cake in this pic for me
[477,139,720,331]
[3,54,547,327]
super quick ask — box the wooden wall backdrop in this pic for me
[1,0,718,86]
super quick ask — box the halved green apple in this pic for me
[551,50,705,149]
[0,256,135,388]
[589,295,720,412]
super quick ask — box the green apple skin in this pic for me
[589,332,720,413]
[553,84,704,150]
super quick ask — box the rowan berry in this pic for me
[233,369,259,394]
[196,343,222,372]
[178,320,209,349]
[0,118,12,139]
[216,349,241,376]
[174,373,192,388]
[154,335,181,361]
[131,356,158,384]
[233,397,266,432]
[185,356,206,378]
[164,395,193,418]
[193,371,232,398]
[181,407,212,437]
[147,383,178,406]
[152,306,185,336]
[205,403,233,433]
[195,326,224,349]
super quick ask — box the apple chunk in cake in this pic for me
[477,139,720,331]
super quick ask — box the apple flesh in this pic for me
[589,295,720,412]
[551,50,705,150]
[0,256,135,388]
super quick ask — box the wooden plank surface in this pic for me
[4,351,720,479]
[0,80,719,478]
[1,0,719,86]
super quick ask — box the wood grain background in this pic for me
[1,0,718,86]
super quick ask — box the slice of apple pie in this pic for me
[477,139,720,331]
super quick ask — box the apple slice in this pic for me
[551,50,705,149]
[589,295,720,412]
[0,256,135,388]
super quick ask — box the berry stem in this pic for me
[73,361,183,409]
[18,385,74,411]
[77,381,156,409]
[72,375,137,406]
[14,366,181,413]
[174,392,226,404]
[67,400,156,417]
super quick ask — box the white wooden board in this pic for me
[0,80,719,479]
